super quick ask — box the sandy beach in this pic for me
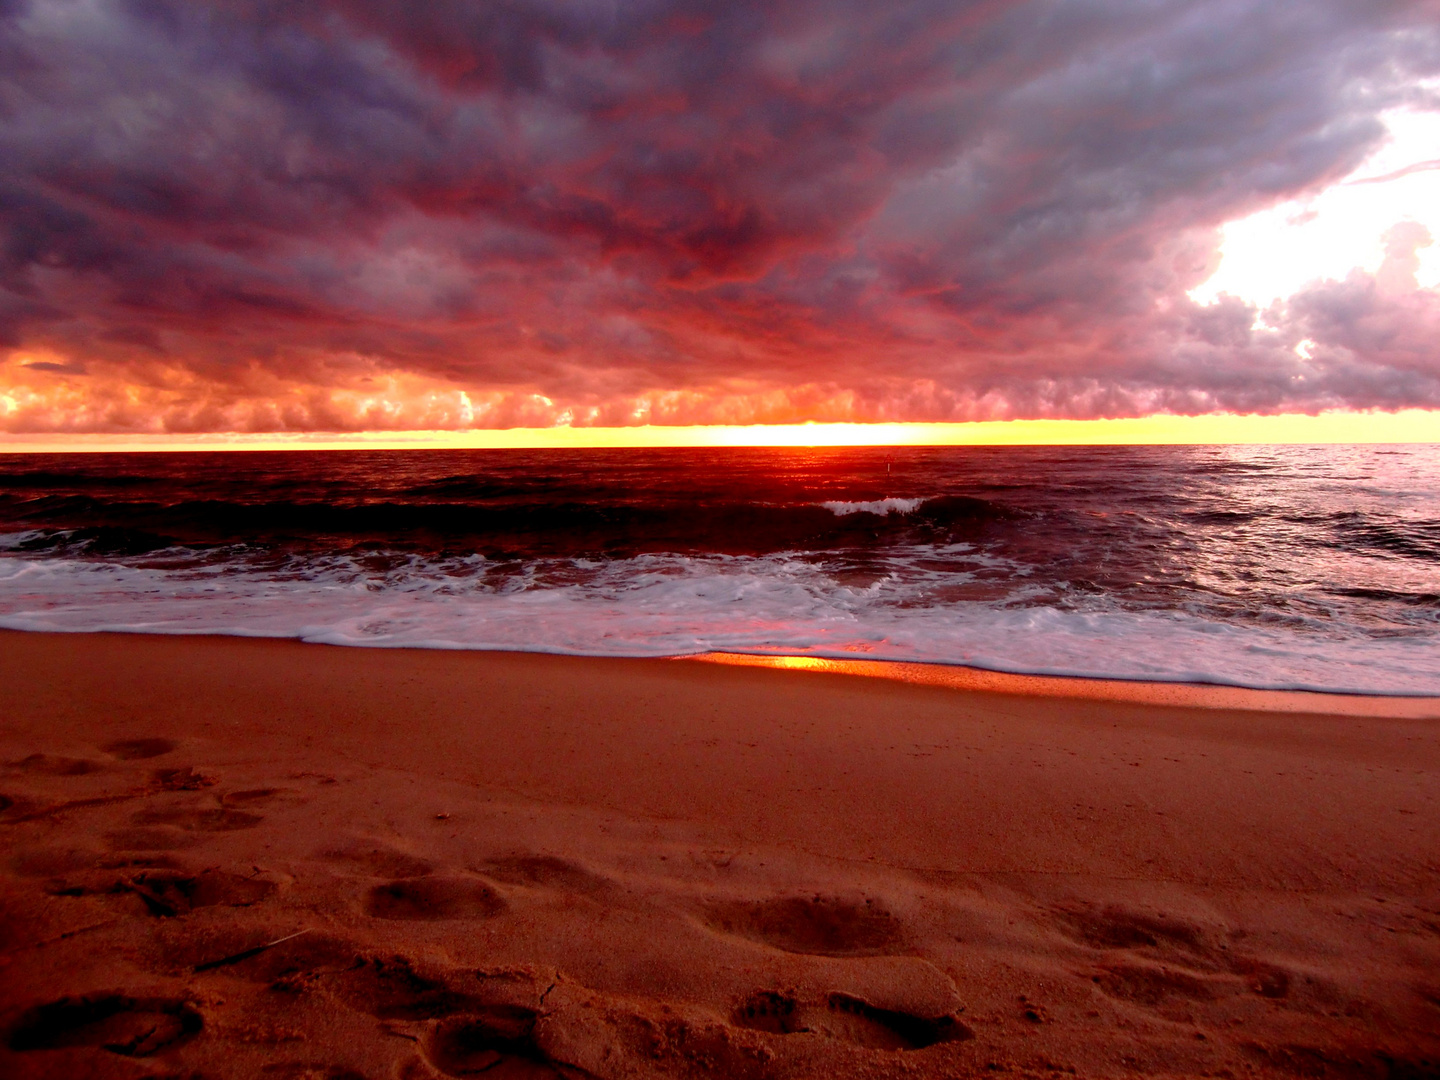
[1,630,1437,1079]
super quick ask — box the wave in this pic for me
[0,493,1018,557]
[821,497,927,517]
[0,470,164,489]
[0,548,1437,695]
[1335,520,1440,562]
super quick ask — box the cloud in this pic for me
[1,0,1439,432]
[21,358,86,373]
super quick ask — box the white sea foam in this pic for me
[820,497,927,517]
[1,550,1437,695]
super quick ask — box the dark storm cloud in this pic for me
[1,0,1438,431]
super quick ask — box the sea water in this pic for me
[1,444,1436,695]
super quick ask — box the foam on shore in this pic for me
[4,548,1439,696]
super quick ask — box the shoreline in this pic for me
[1,629,1437,1078]
[4,627,1440,719]
[691,651,1440,718]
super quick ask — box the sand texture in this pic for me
[0,632,1438,1079]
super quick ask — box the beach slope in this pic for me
[1,632,1437,1078]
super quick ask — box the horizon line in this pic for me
[0,410,1437,451]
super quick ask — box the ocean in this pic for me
[0,444,1437,695]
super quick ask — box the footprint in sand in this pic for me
[322,842,436,879]
[152,766,217,792]
[9,753,104,776]
[328,955,486,1019]
[7,994,202,1057]
[477,853,611,896]
[364,877,507,921]
[1243,1044,1440,1080]
[1059,904,1295,1007]
[732,989,971,1051]
[426,1008,575,1078]
[102,799,262,852]
[732,990,802,1034]
[221,787,302,807]
[1229,958,1292,999]
[129,802,264,832]
[102,738,177,761]
[1054,904,1209,953]
[105,826,200,851]
[39,864,274,915]
[1089,962,1218,1008]
[168,931,360,987]
[122,868,277,917]
[9,846,108,877]
[253,1065,367,1080]
[703,895,904,956]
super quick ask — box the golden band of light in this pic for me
[686,653,1440,717]
[0,410,1436,451]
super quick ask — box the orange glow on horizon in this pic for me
[0,410,1435,452]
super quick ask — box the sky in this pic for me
[2,0,1440,440]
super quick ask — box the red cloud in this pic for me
[1,0,1438,432]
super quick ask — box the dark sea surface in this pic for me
[1,444,1437,694]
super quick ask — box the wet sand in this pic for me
[0,630,1437,1079]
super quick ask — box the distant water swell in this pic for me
[0,492,1002,559]
[1,445,1437,696]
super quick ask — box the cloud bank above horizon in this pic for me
[2,0,1440,435]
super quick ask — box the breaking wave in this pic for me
[820,497,927,516]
